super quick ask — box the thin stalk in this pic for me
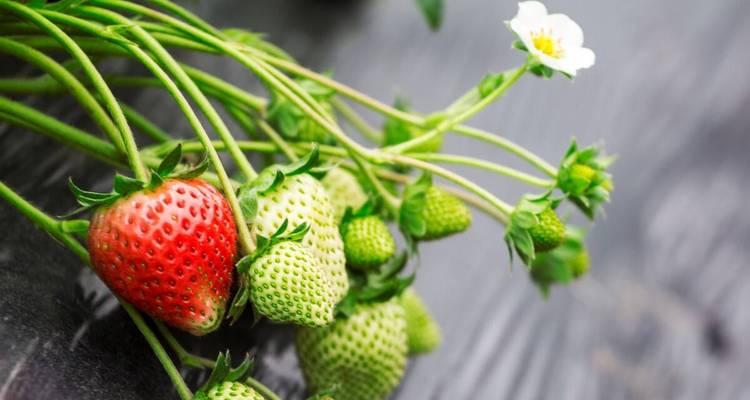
[453,125,558,177]
[119,101,171,143]
[0,182,192,400]
[408,153,554,188]
[382,153,514,216]
[41,10,255,254]
[91,0,375,162]
[0,37,126,152]
[74,6,258,181]
[386,65,527,154]
[0,0,147,180]
[331,98,383,144]
[181,63,266,112]
[0,96,126,166]
[350,153,401,213]
[146,0,224,38]
[154,320,216,369]
[255,118,298,161]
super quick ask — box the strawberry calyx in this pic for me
[236,145,324,223]
[397,172,432,250]
[530,226,589,298]
[556,138,615,219]
[227,218,311,323]
[335,250,414,318]
[268,77,337,144]
[194,351,254,398]
[66,143,207,216]
[504,192,563,266]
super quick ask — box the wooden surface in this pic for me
[2,0,750,399]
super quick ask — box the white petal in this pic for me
[568,47,596,69]
[545,13,584,47]
[514,1,548,26]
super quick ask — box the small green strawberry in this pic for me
[342,215,396,270]
[556,139,615,219]
[528,208,565,252]
[207,382,264,400]
[570,249,590,278]
[296,300,408,400]
[530,226,589,296]
[249,240,335,327]
[400,288,441,355]
[419,187,472,240]
[268,78,337,144]
[383,98,443,153]
[320,168,368,223]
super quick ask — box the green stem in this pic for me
[244,377,281,400]
[382,153,514,216]
[0,181,192,400]
[41,9,255,254]
[0,0,147,180]
[331,98,383,144]
[408,153,554,188]
[119,101,172,143]
[453,125,558,177]
[0,96,126,166]
[255,118,299,161]
[350,153,400,213]
[0,37,126,153]
[386,65,527,154]
[154,320,216,369]
[92,0,374,162]
[75,6,258,181]
[146,0,224,38]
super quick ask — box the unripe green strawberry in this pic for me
[570,249,590,278]
[400,288,441,355]
[249,241,335,327]
[253,174,348,302]
[417,187,472,240]
[343,216,396,270]
[296,300,408,400]
[528,208,565,252]
[320,168,368,223]
[207,382,264,400]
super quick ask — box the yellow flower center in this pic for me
[532,31,563,58]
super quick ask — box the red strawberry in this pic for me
[87,178,238,335]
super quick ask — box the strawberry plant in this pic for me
[0,1,612,398]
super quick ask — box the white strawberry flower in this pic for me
[508,1,595,76]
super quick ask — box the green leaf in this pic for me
[157,143,182,177]
[415,0,444,31]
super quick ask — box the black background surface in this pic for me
[2,0,750,399]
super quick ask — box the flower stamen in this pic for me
[531,29,563,58]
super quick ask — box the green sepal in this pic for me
[416,0,444,31]
[504,193,558,266]
[113,174,145,195]
[399,172,432,238]
[156,143,183,177]
[335,251,412,318]
[227,278,251,325]
[556,138,615,219]
[512,39,528,52]
[236,146,319,222]
[529,63,555,79]
[339,199,377,237]
[478,72,505,98]
[197,351,254,393]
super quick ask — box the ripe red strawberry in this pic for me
[87,178,238,335]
